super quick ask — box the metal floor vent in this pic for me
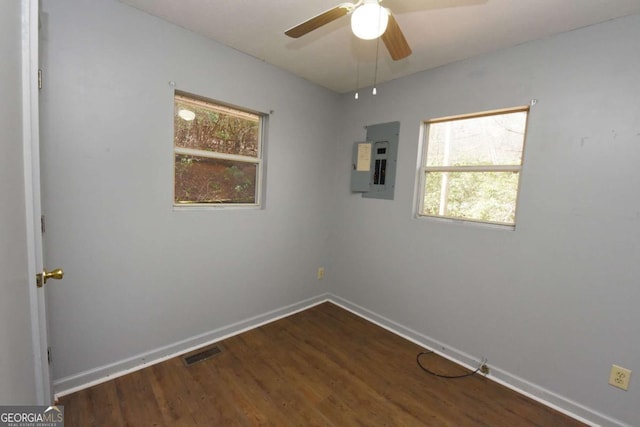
[182,345,222,366]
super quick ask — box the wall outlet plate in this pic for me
[608,365,632,391]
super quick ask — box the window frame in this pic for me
[172,91,266,209]
[416,106,530,228]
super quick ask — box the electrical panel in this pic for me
[350,121,399,200]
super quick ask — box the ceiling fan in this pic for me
[285,0,412,61]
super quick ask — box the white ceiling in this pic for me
[119,0,640,93]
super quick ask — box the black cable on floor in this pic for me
[417,350,485,379]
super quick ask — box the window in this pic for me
[417,107,529,226]
[174,92,264,206]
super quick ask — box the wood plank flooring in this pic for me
[59,302,586,426]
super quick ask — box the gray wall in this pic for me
[332,14,640,426]
[0,0,38,404]
[40,0,338,383]
[39,0,639,424]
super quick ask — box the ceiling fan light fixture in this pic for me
[351,2,389,40]
[178,109,196,121]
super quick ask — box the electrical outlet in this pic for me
[480,364,490,375]
[608,365,632,391]
[317,267,325,280]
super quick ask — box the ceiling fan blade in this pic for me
[285,4,353,38]
[381,13,412,60]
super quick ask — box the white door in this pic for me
[22,0,60,405]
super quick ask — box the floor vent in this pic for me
[182,345,222,366]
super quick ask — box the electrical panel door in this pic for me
[350,121,399,200]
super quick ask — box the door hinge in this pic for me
[41,215,45,233]
[38,69,42,90]
[47,347,52,364]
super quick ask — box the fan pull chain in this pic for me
[372,37,379,95]
[372,7,382,95]
[355,61,360,100]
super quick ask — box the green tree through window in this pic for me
[418,108,529,226]
[174,93,263,205]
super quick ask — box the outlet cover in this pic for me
[608,365,632,391]
[317,267,325,280]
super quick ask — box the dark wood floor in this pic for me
[59,302,585,426]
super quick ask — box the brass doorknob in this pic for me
[36,268,64,288]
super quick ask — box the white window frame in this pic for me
[173,91,265,209]
[416,106,529,228]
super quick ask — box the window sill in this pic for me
[414,213,515,231]
[173,203,262,212]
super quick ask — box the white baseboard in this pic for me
[53,293,330,398]
[54,292,628,427]
[328,294,629,427]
